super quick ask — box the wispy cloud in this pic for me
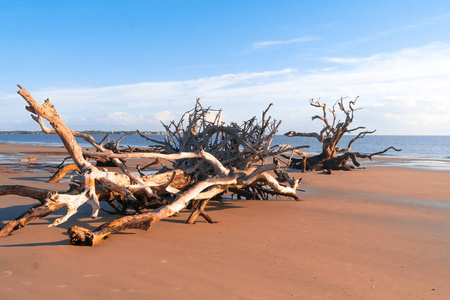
[252,36,318,49]
[338,13,450,49]
[169,63,230,71]
[5,42,450,134]
[319,57,365,64]
[379,13,450,36]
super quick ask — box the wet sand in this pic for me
[1,143,450,299]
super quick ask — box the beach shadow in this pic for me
[161,217,189,224]
[0,199,247,241]
[0,203,115,232]
[9,176,50,182]
[0,204,42,223]
[159,201,245,224]
[0,239,69,247]
[202,201,245,211]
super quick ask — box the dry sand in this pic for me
[1,143,449,299]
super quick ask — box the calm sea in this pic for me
[1,134,450,171]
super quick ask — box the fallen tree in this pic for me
[285,98,401,172]
[0,86,303,245]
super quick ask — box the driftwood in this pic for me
[0,185,82,237]
[0,86,302,245]
[47,163,80,183]
[0,192,63,237]
[285,97,401,172]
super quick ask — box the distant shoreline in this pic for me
[2,134,450,161]
[0,130,165,135]
[1,142,450,172]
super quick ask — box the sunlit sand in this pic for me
[0,143,449,299]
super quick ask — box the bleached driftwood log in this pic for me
[0,86,302,245]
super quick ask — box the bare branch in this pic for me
[339,129,377,153]
[284,130,322,142]
[286,97,400,171]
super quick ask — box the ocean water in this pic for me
[1,133,450,171]
[1,133,449,159]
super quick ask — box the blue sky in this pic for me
[1,1,450,134]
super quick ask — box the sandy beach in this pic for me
[1,143,449,299]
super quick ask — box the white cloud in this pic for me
[5,42,450,134]
[106,112,136,123]
[155,111,175,123]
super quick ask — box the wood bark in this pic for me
[1,86,302,245]
[0,185,50,202]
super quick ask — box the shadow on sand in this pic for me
[0,198,247,247]
[9,176,51,182]
[0,239,69,247]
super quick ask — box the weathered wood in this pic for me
[18,85,89,170]
[47,163,80,183]
[0,185,49,202]
[186,198,215,224]
[2,86,302,245]
[285,98,401,171]
[69,173,241,245]
[68,163,300,246]
[0,192,63,237]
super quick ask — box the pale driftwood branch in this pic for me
[0,188,86,237]
[18,85,89,170]
[0,185,96,236]
[270,144,310,157]
[0,201,63,237]
[82,148,230,176]
[259,173,300,200]
[31,115,108,153]
[284,130,322,142]
[31,111,149,197]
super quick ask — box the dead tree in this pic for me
[285,97,401,172]
[0,86,302,245]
